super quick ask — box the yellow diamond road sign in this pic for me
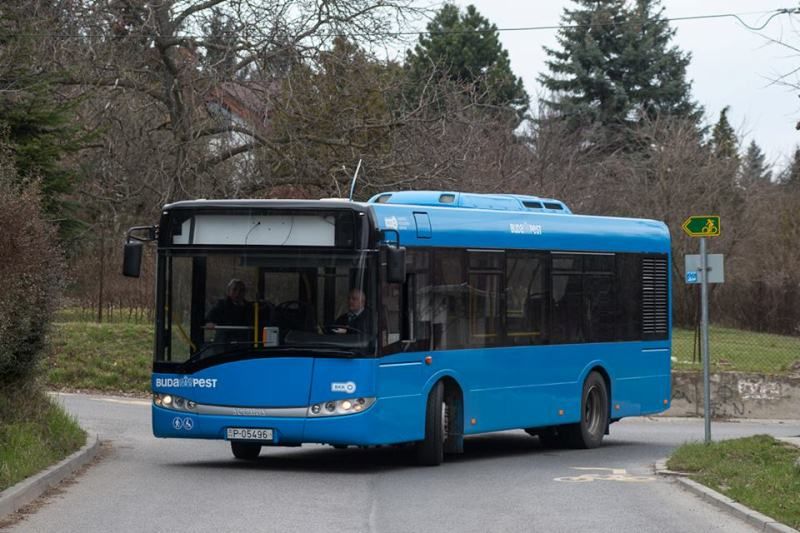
[682,216,721,237]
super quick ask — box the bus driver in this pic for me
[332,288,372,334]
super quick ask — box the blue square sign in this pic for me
[686,271,698,284]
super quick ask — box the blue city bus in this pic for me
[123,191,671,465]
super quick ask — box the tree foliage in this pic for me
[0,1,86,234]
[200,8,240,80]
[55,0,418,204]
[540,0,701,134]
[739,140,772,187]
[0,144,63,386]
[254,37,400,197]
[710,106,738,161]
[405,3,529,124]
[781,147,800,188]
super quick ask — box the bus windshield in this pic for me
[160,250,377,364]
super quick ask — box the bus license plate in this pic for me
[226,428,273,442]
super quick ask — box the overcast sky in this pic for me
[436,1,800,170]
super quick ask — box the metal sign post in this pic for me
[699,237,711,444]
[682,215,721,445]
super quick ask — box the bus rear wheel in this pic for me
[416,382,445,466]
[231,441,262,460]
[564,371,608,449]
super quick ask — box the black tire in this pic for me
[231,441,262,460]
[416,382,445,466]
[564,371,609,449]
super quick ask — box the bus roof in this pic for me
[367,193,669,254]
[161,199,370,211]
[368,190,571,213]
[160,194,670,254]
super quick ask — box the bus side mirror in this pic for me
[386,246,406,284]
[123,241,143,278]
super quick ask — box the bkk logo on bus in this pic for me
[331,381,357,394]
[154,377,219,388]
[384,216,410,230]
[509,222,543,235]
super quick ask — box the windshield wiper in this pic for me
[188,344,357,362]
[187,342,248,363]
[249,344,359,357]
[283,344,359,356]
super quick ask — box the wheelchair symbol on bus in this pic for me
[172,416,194,431]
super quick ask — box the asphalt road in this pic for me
[8,393,800,533]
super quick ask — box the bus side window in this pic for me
[466,247,503,347]
[506,252,547,345]
[382,249,432,354]
[381,281,402,353]
[583,254,616,342]
[431,250,468,350]
[551,254,584,344]
[616,254,642,341]
[410,249,432,351]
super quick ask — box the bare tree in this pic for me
[54,0,419,204]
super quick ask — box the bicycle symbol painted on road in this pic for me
[554,467,655,483]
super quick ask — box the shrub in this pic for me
[0,153,64,386]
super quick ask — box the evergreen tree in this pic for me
[540,0,700,132]
[0,5,86,237]
[201,8,240,80]
[739,140,771,187]
[781,147,800,188]
[709,106,738,161]
[405,4,529,124]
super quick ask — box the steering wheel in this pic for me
[276,300,308,311]
[323,324,363,335]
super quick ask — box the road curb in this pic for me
[654,457,799,533]
[0,432,101,520]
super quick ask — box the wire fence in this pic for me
[672,323,800,375]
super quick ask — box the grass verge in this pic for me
[0,385,86,492]
[673,326,800,374]
[47,318,152,394]
[667,435,800,529]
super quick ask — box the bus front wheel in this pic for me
[231,441,262,460]
[416,382,445,466]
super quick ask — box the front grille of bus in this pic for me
[642,256,668,339]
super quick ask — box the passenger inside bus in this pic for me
[332,288,372,334]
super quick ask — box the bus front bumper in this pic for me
[152,396,422,446]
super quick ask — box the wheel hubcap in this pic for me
[442,401,449,439]
[584,386,602,435]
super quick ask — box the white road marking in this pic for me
[54,392,149,407]
[93,397,150,406]
[555,467,655,483]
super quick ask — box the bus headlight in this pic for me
[153,393,196,412]
[307,397,375,417]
